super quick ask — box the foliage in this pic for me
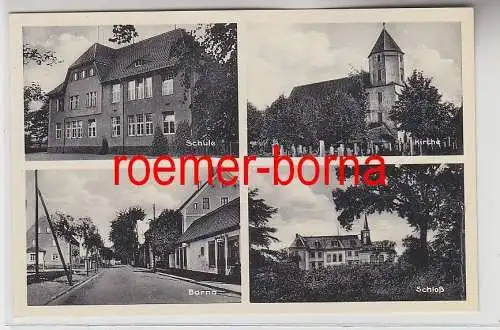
[151,125,170,155]
[108,25,139,44]
[250,260,465,303]
[145,209,182,260]
[332,164,464,268]
[390,70,462,140]
[100,247,114,260]
[24,83,48,152]
[109,207,146,263]
[23,44,60,66]
[99,137,109,155]
[173,121,192,155]
[247,102,262,144]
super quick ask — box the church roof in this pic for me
[369,26,404,56]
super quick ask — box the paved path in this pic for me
[49,265,240,305]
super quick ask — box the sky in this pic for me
[247,22,462,109]
[250,165,416,255]
[25,168,210,247]
[23,24,201,96]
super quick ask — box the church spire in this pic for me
[361,214,371,245]
[364,213,370,230]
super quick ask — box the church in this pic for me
[288,24,405,149]
[288,215,396,270]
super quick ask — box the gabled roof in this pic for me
[369,27,404,56]
[288,72,370,102]
[290,234,362,250]
[47,82,65,96]
[178,197,240,243]
[26,246,46,253]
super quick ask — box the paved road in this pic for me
[49,265,240,305]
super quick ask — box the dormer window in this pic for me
[73,72,78,81]
[332,240,340,247]
[134,59,145,67]
[314,241,320,249]
[89,67,95,76]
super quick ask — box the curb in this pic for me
[43,270,103,305]
[154,270,241,296]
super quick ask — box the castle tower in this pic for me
[366,23,405,126]
[361,214,371,245]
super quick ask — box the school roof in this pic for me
[177,197,240,243]
[47,29,186,95]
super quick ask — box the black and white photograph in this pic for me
[249,163,467,303]
[25,169,241,305]
[247,23,464,157]
[23,23,238,160]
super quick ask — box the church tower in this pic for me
[361,214,371,245]
[366,23,405,127]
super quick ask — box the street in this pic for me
[48,265,241,305]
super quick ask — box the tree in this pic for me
[332,164,464,268]
[173,121,192,155]
[23,44,60,66]
[52,212,78,281]
[108,25,139,44]
[24,83,47,152]
[390,70,461,141]
[145,209,182,268]
[151,125,170,155]
[109,207,146,264]
[249,188,279,266]
[247,102,262,144]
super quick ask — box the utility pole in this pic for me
[34,170,39,279]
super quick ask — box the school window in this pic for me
[86,92,97,107]
[65,122,71,139]
[145,77,153,98]
[162,111,175,135]
[332,254,337,262]
[137,78,145,99]
[208,241,215,267]
[89,67,95,76]
[127,115,136,136]
[377,69,382,82]
[162,78,174,95]
[309,251,315,258]
[200,246,204,256]
[339,254,343,262]
[111,116,121,137]
[52,253,59,261]
[70,120,83,138]
[73,72,78,81]
[88,119,96,137]
[221,197,229,205]
[55,123,62,139]
[29,253,36,261]
[318,251,323,258]
[127,80,136,100]
[202,197,210,210]
[70,96,79,110]
[347,250,352,257]
[145,113,153,135]
[136,114,145,136]
[326,254,332,262]
[378,92,382,104]
[112,84,121,103]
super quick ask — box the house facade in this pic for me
[26,216,79,270]
[169,173,240,278]
[289,215,395,270]
[46,29,194,154]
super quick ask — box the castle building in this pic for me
[46,29,195,154]
[168,172,240,279]
[288,24,404,145]
[288,215,395,270]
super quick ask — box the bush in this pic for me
[99,137,109,155]
[174,121,192,155]
[250,261,465,303]
[151,125,169,156]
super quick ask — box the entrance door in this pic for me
[216,241,226,275]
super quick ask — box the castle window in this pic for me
[378,92,383,104]
[111,116,121,137]
[55,123,62,139]
[128,115,136,136]
[202,197,210,209]
[221,197,229,205]
[162,78,174,96]
[88,119,96,138]
[162,111,175,135]
[112,84,121,103]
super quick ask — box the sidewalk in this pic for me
[27,271,100,306]
[152,268,241,295]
